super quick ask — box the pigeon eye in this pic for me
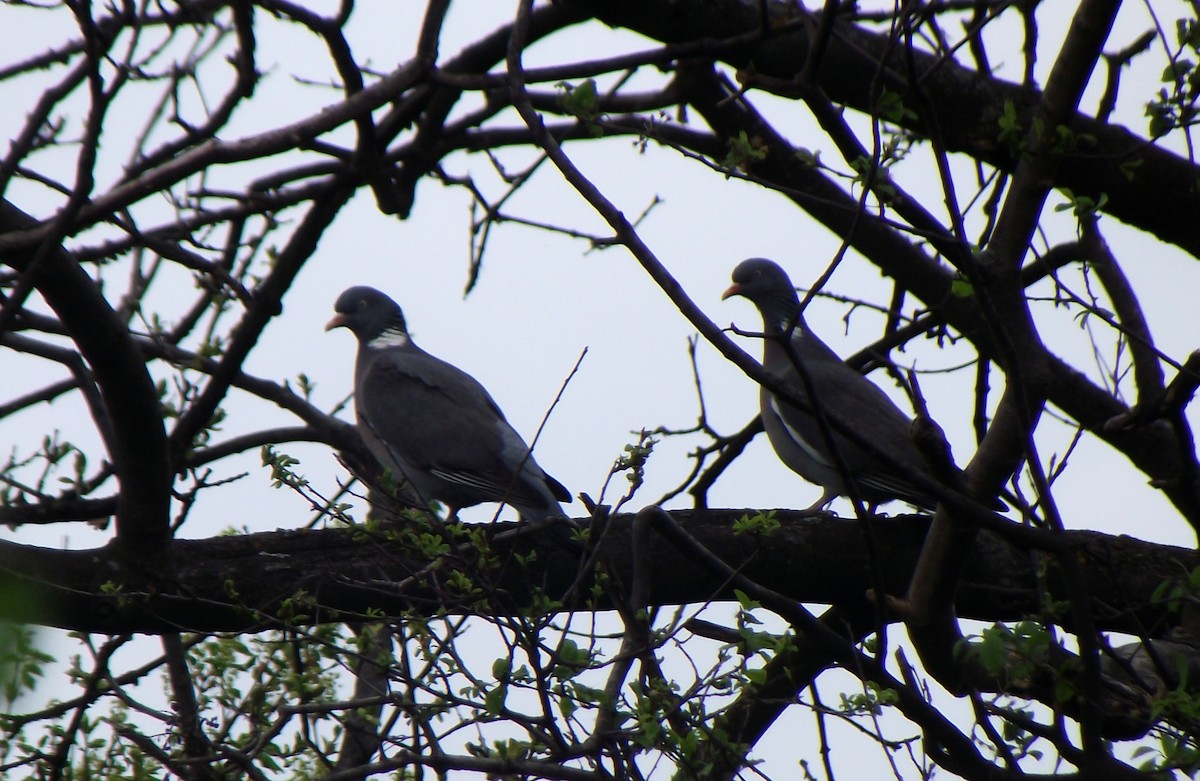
[356,300,368,311]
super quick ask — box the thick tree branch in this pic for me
[0,511,1188,640]
[904,0,1120,706]
[563,0,1200,257]
[0,199,171,552]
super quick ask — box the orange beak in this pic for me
[324,314,348,331]
[721,283,743,300]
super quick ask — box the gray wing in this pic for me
[769,336,937,507]
[358,347,562,509]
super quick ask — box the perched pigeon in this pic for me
[723,258,943,511]
[326,286,570,521]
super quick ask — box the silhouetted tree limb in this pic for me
[563,0,1200,257]
[0,510,1189,638]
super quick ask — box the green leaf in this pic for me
[732,511,780,536]
[734,589,761,612]
[484,684,507,715]
[1053,676,1076,703]
[559,78,599,119]
[794,147,820,167]
[976,626,1010,674]
[571,682,608,705]
[722,131,768,170]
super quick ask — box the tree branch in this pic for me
[564,0,1200,257]
[0,510,1189,640]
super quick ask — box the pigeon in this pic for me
[722,258,944,511]
[326,286,570,521]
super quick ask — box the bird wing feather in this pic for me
[769,336,936,506]
[358,348,553,507]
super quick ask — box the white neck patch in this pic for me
[368,328,410,349]
[774,317,803,337]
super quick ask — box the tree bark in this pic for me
[1,509,1190,637]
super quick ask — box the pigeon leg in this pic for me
[804,489,838,514]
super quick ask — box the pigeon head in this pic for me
[325,286,409,343]
[722,258,801,332]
